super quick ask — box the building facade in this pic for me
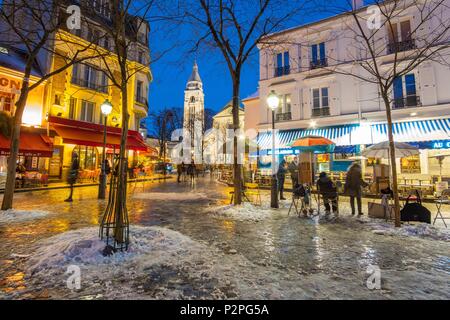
[252,0,450,180]
[203,101,245,165]
[0,0,151,182]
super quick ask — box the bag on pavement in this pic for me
[400,191,431,224]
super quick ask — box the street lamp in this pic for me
[98,99,113,199]
[267,90,280,209]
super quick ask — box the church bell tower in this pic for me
[183,62,205,154]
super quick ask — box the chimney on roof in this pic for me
[352,0,364,10]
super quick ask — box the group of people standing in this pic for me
[277,157,368,216]
[177,161,197,183]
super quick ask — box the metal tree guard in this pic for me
[99,151,130,252]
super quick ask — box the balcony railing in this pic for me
[312,107,330,118]
[135,96,148,109]
[310,59,328,70]
[276,112,292,122]
[71,78,108,94]
[387,39,416,54]
[393,95,421,109]
[274,66,291,77]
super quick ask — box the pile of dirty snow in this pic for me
[24,225,290,300]
[133,192,208,201]
[0,209,50,224]
[338,215,450,241]
[370,223,450,241]
[210,202,277,222]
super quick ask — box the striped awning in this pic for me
[256,118,450,150]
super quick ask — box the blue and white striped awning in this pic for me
[256,118,450,151]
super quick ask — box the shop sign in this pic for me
[0,77,21,94]
[431,141,450,149]
[267,148,300,156]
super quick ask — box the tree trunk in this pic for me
[1,83,30,211]
[232,75,242,205]
[113,82,130,244]
[382,94,401,228]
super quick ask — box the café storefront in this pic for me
[48,116,149,181]
[254,118,450,192]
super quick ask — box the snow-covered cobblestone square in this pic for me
[0,178,448,300]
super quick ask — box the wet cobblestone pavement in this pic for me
[0,177,449,300]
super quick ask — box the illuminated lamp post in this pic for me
[267,90,280,209]
[98,100,113,199]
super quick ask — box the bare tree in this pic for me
[148,107,183,163]
[275,0,450,226]
[177,0,308,205]
[94,0,154,251]
[0,0,105,210]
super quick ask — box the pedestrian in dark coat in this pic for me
[187,161,196,183]
[277,160,287,200]
[344,163,368,215]
[65,152,79,202]
[317,172,338,214]
[177,161,185,183]
[104,159,111,175]
[288,157,299,187]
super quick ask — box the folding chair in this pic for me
[244,183,262,206]
[434,188,450,228]
[288,184,311,217]
[317,192,339,216]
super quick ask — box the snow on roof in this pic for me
[243,90,259,101]
[0,46,43,77]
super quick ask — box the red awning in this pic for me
[49,117,148,152]
[0,132,54,157]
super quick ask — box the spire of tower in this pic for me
[188,61,202,83]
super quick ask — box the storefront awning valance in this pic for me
[49,117,148,152]
[0,131,53,157]
[257,118,450,151]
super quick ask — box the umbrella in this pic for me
[289,135,335,153]
[348,155,368,161]
[362,141,419,159]
[429,153,450,180]
[362,141,419,188]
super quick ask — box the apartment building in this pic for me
[0,0,152,180]
[252,0,450,177]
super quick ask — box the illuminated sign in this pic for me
[0,77,21,94]
[432,141,450,149]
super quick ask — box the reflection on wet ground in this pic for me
[0,176,449,299]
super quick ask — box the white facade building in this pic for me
[253,0,450,178]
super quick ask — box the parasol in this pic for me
[362,141,419,159]
[289,135,335,153]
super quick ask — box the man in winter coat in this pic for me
[277,160,287,200]
[177,162,185,183]
[316,172,338,214]
[344,163,368,216]
[65,152,79,202]
[288,157,299,188]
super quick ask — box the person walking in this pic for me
[288,157,299,188]
[277,160,287,200]
[65,152,80,202]
[177,161,185,183]
[344,163,368,216]
[187,160,196,184]
[317,172,338,215]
